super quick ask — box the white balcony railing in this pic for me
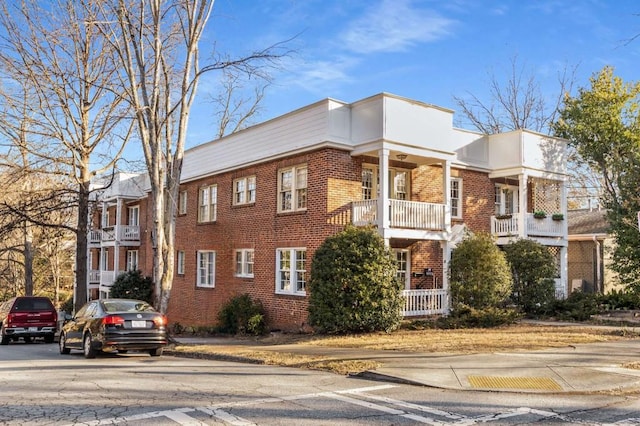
[402,289,449,316]
[491,213,564,238]
[100,225,140,242]
[88,230,102,245]
[88,270,100,283]
[99,270,126,287]
[352,199,446,231]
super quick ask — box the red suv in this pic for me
[0,296,57,344]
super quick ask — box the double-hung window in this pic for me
[176,250,185,275]
[198,185,217,223]
[196,251,215,288]
[275,248,306,295]
[126,250,138,271]
[450,178,462,219]
[178,191,188,215]
[278,165,307,212]
[235,249,254,277]
[233,176,256,205]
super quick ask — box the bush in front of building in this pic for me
[448,232,513,311]
[503,238,557,315]
[217,293,266,336]
[109,270,154,304]
[550,290,600,321]
[308,226,403,334]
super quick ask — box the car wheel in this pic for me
[149,347,163,357]
[118,350,128,354]
[59,333,71,355]
[44,334,54,344]
[83,333,97,359]
[0,326,8,345]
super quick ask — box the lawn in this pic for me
[169,322,640,375]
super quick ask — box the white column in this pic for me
[113,198,122,283]
[519,173,528,238]
[443,160,451,234]
[377,148,390,245]
[441,241,450,314]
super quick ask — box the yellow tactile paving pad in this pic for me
[467,375,563,391]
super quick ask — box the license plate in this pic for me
[28,327,37,332]
[131,320,147,328]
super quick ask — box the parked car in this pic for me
[0,296,58,345]
[59,299,168,359]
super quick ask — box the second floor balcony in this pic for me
[352,199,446,231]
[100,225,141,245]
[491,213,565,238]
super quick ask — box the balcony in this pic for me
[88,270,100,284]
[99,270,126,287]
[88,230,102,247]
[101,225,141,244]
[491,213,564,238]
[352,199,446,230]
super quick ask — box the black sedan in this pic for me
[59,299,168,358]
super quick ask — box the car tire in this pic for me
[118,350,128,354]
[83,333,97,359]
[59,333,71,354]
[0,326,8,345]
[44,334,54,344]
[149,347,163,357]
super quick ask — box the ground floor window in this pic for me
[275,248,306,295]
[394,249,410,289]
[235,249,255,278]
[197,251,216,288]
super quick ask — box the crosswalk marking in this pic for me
[63,384,640,426]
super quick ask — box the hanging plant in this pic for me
[552,213,564,221]
[533,211,547,219]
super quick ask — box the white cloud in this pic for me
[340,0,455,54]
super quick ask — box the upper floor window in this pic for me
[198,185,217,223]
[235,249,254,278]
[176,250,185,275]
[275,248,306,295]
[392,170,408,200]
[233,176,256,205]
[495,185,519,216]
[278,165,307,213]
[178,191,188,215]
[196,250,216,288]
[450,178,462,219]
[103,210,110,228]
[128,206,139,226]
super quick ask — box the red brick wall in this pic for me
[166,148,359,331]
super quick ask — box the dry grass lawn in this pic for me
[170,323,640,375]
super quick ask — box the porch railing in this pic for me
[491,213,564,238]
[352,199,446,230]
[402,289,449,316]
[88,230,102,245]
[101,225,141,242]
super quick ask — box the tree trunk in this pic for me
[75,179,90,312]
[23,221,34,296]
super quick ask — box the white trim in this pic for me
[235,249,255,278]
[196,250,216,288]
[275,248,307,296]
[177,250,185,275]
[450,177,462,219]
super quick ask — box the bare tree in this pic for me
[210,69,269,139]
[95,0,286,312]
[0,0,133,310]
[453,56,576,134]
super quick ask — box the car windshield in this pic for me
[103,301,155,313]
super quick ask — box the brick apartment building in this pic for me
[87,93,569,331]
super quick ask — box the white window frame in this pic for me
[233,176,256,206]
[196,250,216,288]
[275,248,306,295]
[362,167,375,200]
[178,191,188,215]
[177,250,185,275]
[128,206,139,226]
[494,185,519,216]
[198,185,217,223]
[235,249,255,278]
[103,210,110,228]
[450,178,462,219]
[362,165,410,200]
[126,250,138,271]
[277,165,307,213]
[394,249,411,290]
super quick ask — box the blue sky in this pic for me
[184,0,640,147]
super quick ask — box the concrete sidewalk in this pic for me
[171,332,640,394]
